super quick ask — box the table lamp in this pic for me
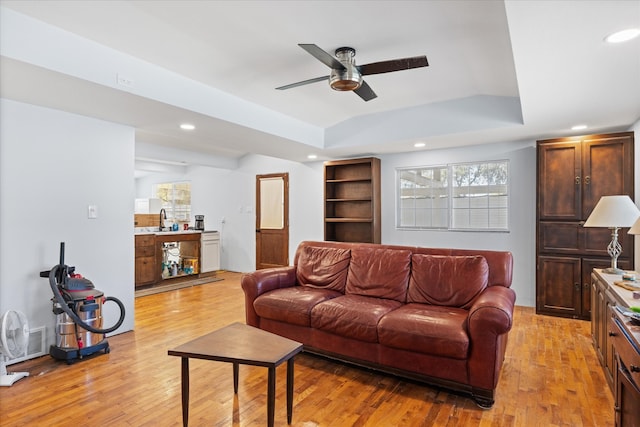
[583,195,640,274]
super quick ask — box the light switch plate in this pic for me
[88,205,98,219]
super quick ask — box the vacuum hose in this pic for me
[49,265,126,335]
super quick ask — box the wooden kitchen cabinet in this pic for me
[592,270,620,388]
[324,157,381,243]
[536,132,634,319]
[135,234,157,287]
[609,307,640,426]
[592,268,640,425]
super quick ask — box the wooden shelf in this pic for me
[326,178,372,183]
[324,157,380,243]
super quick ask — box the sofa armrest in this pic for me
[467,285,516,391]
[468,286,515,335]
[241,266,296,326]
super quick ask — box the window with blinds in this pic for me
[397,160,509,231]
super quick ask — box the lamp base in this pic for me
[603,267,625,275]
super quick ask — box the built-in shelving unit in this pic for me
[324,157,381,243]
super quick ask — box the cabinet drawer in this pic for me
[135,245,155,258]
[609,315,640,387]
[201,232,220,242]
[135,235,155,247]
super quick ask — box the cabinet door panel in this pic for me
[201,239,220,273]
[581,259,631,321]
[616,368,640,427]
[582,135,634,218]
[538,143,581,220]
[537,256,581,318]
[538,222,580,254]
[591,277,605,363]
[135,256,156,286]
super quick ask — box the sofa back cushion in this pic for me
[296,245,351,292]
[407,254,488,308]
[345,247,411,302]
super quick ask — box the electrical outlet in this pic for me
[221,217,226,224]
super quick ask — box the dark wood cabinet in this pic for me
[135,234,157,287]
[536,132,634,319]
[592,269,640,426]
[609,308,640,426]
[324,157,381,243]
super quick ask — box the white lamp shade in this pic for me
[583,195,640,228]
[629,217,640,235]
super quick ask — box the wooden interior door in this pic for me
[255,173,289,270]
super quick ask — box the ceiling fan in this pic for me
[276,44,429,101]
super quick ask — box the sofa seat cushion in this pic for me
[296,245,351,292]
[254,287,342,327]
[311,295,402,342]
[378,304,469,359]
[345,247,411,302]
[408,254,488,308]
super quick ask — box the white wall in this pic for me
[378,141,537,307]
[135,155,325,273]
[227,154,325,271]
[0,99,135,348]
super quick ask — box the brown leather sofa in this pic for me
[241,240,515,407]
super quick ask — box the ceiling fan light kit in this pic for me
[277,44,429,101]
[330,47,362,91]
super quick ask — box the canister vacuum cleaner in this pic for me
[40,242,126,363]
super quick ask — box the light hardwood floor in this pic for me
[1,271,613,426]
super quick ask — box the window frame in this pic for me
[396,159,510,232]
[153,181,192,223]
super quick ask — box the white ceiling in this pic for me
[1,0,639,169]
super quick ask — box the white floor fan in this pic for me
[0,310,30,386]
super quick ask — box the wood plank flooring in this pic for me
[0,271,614,426]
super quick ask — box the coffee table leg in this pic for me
[181,357,189,427]
[233,362,239,394]
[287,358,294,424]
[267,366,275,427]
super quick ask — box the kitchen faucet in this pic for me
[159,208,167,231]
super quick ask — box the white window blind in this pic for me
[397,160,509,231]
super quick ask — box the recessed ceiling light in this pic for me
[180,123,195,130]
[605,28,640,43]
[572,125,587,131]
[307,154,317,159]
[414,142,426,148]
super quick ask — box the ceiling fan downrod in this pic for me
[329,47,362,91]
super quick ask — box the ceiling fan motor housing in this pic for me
[330,47,362,91]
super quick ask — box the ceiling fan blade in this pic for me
[354,80,377,102]
[276,75,329,90]
[299,44,345,70]
[358,55,429,76]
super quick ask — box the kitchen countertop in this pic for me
[596,269,640,308]
[134,228,218,236]
[134,228,200,236]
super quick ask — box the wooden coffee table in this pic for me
[168,322,303,427]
